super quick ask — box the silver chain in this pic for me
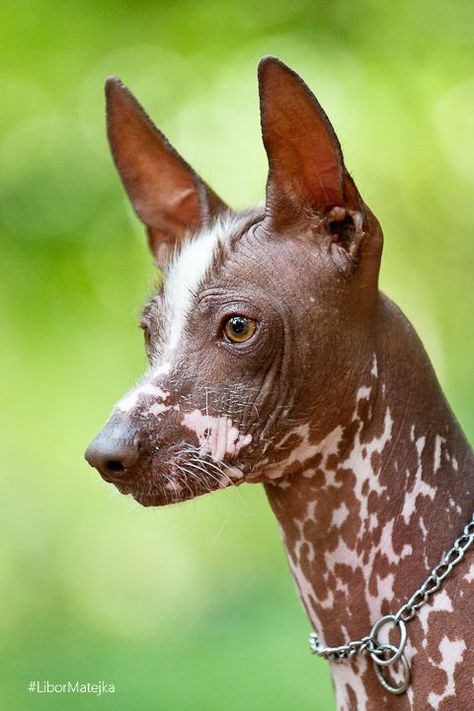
[309,512,474,695]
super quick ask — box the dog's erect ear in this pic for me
[258,57,361,228]
[105,77,230,267]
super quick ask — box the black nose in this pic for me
[85,419,139,479]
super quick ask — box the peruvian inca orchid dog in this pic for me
[85,57,474,710]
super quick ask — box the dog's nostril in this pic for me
[85,422,140,479]
[106,459,126,473]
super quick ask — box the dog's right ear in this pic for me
[105,77,230,268]
[258,57,361,227]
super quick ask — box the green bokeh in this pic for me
[1,2,473,709]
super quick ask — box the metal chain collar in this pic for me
[309,512,474,695]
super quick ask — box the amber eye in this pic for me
[223,315,257,344]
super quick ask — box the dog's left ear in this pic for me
[106,77,231,267]
[258,56,362,230]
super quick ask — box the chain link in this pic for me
[394,512,474,624]
[309,512,474,694]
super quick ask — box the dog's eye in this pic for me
[223,316,257,344]
[139,321,152,350]
[143,328,151,349]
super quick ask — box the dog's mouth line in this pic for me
[130,479,233,508]
[99,455,243,507]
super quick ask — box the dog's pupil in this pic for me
[231,317,247,334]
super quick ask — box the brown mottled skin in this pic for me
[265,298,474,709]
[85,57,474,709]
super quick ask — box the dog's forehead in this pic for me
[150,212,258,364]
[164,213,239,307]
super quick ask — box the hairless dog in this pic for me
[86,57,474,710]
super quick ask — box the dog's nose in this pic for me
[85,420,139,479]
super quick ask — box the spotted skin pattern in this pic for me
[265,348,474,710]
[86,57,474,710]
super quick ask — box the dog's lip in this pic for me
[97,468,178,504]
[127,473,231,508]
[95,455,244,506]
[96,468,135,491]
[133,493,158,507]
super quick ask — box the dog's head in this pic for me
[85,57,383,507]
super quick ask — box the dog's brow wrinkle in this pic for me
[159,212,246,362]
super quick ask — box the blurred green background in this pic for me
[1,1,473,709]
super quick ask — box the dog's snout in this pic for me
[85,419,139,479]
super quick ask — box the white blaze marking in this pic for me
[160,213,241,360]
[152,361,171,378]
[116,383,169,413]
[112,216,245,416]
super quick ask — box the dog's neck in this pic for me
[264,294,474,710]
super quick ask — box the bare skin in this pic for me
[85,57,473,709]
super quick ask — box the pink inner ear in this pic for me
[258,56,360,219]
[105,77,230,264]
